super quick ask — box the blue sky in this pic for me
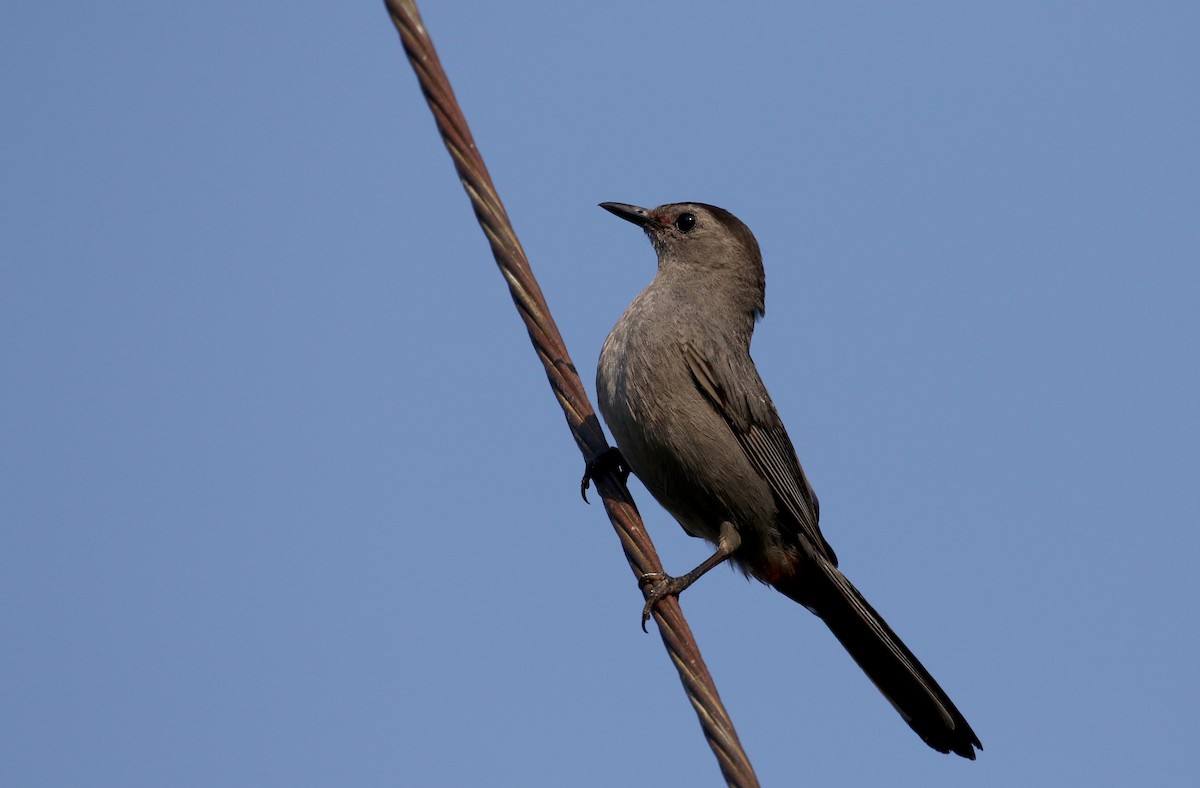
[4,2,1198,785]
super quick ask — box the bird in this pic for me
[590,200,981,759]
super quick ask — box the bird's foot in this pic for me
[580,447,629,503]
[637,571,694,632]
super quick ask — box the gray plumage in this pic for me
[596,201,980,759]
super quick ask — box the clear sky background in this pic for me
[4,2,1198,786]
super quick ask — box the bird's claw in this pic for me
[580,447,630,503]
[638,571,688,632]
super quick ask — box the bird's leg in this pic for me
[639,521,741,631]
[580,446,630,503]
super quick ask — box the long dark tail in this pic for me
[774,559,981,759]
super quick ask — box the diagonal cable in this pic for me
[384,2,759,786]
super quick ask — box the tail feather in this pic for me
[775,560,981,759]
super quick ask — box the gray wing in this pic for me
[683,341,838,565]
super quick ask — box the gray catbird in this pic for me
[593,201,981,759]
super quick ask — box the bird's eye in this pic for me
[675,213,696,233]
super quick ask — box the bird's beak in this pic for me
[599,202,656,228]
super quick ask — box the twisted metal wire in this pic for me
[384,2,759,785]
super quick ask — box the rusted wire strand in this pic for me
[384,2,759,786]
